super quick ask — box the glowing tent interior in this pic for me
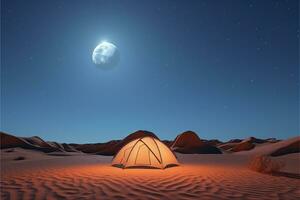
[112,137,179,169]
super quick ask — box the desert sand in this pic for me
[1,148,299,200]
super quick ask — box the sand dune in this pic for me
[2,131,298,158]
[1,151,299,200]
[230,141,255,152]
[218,142,237,151]
[242,137,268,144]
[1,132,35,149]
[202,139,223,146]
[0,132,82,154]
[1,131,182,156]
[219,137,285,153]
[271,138,300,156]
[70,140,120,155]
[236,136,300,156]
[61,143,79,152]
[227,139,243,143]
[70,130,159,155]
[171,131,222,154]
[0,132,62,153]
[23,136,54,148]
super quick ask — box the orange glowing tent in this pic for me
[112,137,179,169]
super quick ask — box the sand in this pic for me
[1,149,299,200]
[235,136,299,156]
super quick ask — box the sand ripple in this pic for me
[1,164,299,200]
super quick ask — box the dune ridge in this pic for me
[1,131,299,157]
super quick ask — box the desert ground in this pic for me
[1,148,299,200]
[1,131,299,200]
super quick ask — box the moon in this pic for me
[92,41,120,68]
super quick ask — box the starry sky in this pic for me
[1,0,299,143]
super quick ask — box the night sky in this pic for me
[1,0,299,143]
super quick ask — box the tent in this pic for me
[112,136,179,169]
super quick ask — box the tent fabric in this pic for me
[112,136,179,169]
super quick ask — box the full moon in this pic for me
[92,41,119,68]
